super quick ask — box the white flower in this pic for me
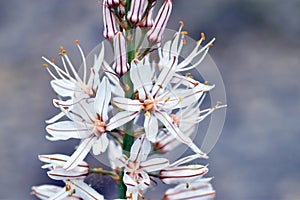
[32,180,104,200]
[43,42,105,124]
[110,137,169,200]
[159,154,208,184]
[38,154,89,180]
[158,22,215,73]
[46,77,138,170]
[112,59,212,157]
[163,178,215,200]
[155,98,227,153]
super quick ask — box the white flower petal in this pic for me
[164,179,215,200]
[46,121,90,141]
[94,77,111,122]
[64,136,97,170]
[68,180,104,200]
[160,165,208,184]
[155,111,207,158]
[144,115,158,142]
[92,133,109,155]
[112,97,142,111]
[140,158,169,172]
[45,112,66,124]
[50,79,75,97]
[107,111,139,131]
[47,167,88,180]
[31,185,63,200]
[129,137,151,162]
[108,140,124,169]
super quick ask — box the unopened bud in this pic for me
[140,3,155,28]
[107,0,120,7]
[147,0,172,43]
[112,32,129,76]
[127,0,146,24]
[103,0,118,41]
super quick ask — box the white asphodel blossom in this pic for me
[109,137,169,200]
[163,178,215,200]
[32,180,104,200]
[155,96,227,153]
[46,77,138,170]
[112,57,213,158]
[43,42,105,124]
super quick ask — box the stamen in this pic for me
[181,31,188,35]
[201,32,206,40]
[75,39,79,45]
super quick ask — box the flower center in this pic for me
[93,119,107,136]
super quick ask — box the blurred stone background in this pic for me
[0,0,299,199]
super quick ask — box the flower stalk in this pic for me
[32,0,226,199]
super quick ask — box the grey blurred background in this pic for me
[0,0,299,199]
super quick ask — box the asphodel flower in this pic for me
[109,137,169,200]
[46,77,138,170]
[112,58,213,157]
[43,42,105,124]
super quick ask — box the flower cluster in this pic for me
[32,0,226,199]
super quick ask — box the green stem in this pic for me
[118,27,136,198]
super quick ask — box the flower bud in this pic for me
[103,0,118,41]
[112,32,129,76]
[140,4,155,28]
[127,0,146,24]
[107,0,120,7]
[147,0,172,43]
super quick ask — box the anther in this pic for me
[201,32,206,40]
[75,39,79,45]
[217,101,223,105]
[181,31,188,35]
[179,20,185,27]
[204,81,208,85]
[42,63,48,67]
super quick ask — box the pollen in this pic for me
[65,184,71,191]
[201,32,206,40]
[181,31,188,35]
[144,111,151,117]
[178,96,183,102]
